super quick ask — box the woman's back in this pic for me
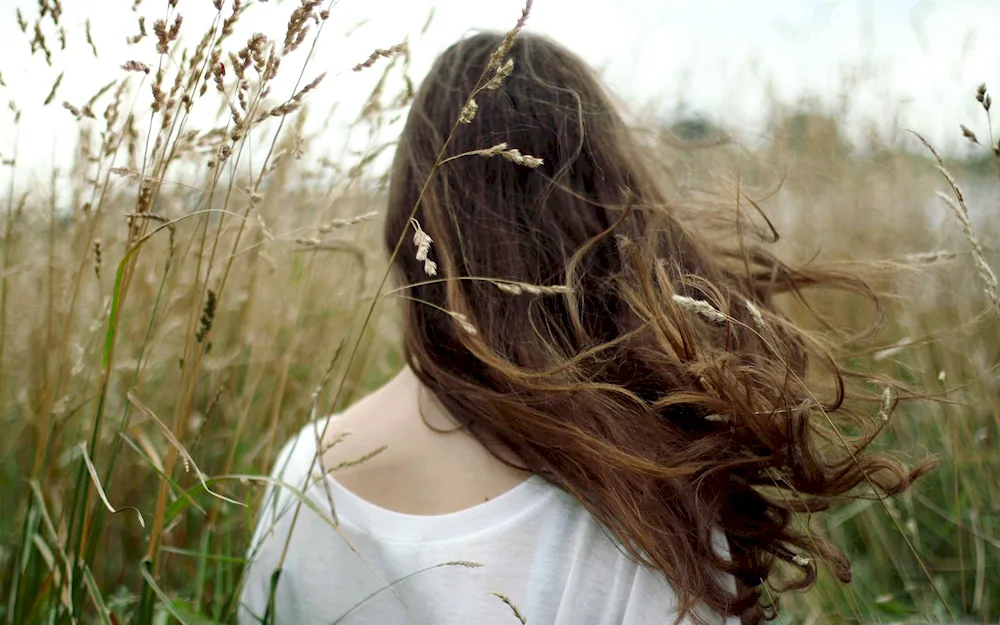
[239,368,735,624]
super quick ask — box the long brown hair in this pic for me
[384,32,933,624]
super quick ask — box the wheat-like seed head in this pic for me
[448,312,478,336]
[877,387,895,422]
[470,142,544,168]
[459,98,479,124]
[745,300,765,330]
[490,592,527,624]
[491,281,569,296]
[672,295,727,324]
[409,219,438,276]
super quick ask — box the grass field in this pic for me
[2,1,999,623]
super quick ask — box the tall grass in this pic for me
[1,1,998,624]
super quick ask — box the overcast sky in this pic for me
[2,0,999,189]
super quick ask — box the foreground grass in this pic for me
[1,1,999,623]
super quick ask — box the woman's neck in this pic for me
[320,364,531,515]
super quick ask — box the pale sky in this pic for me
[2,0,999,190]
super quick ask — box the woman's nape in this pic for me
[368,31,934,624]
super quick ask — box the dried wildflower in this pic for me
[458,98,479,124]
[490,592,526,625]
[410,218,437,276]
[352,42,408,72]
[443,560,483,568]
[672,295,727,324]
[295,237,321,246]
[62,101,81,118]
[121,60,151,74]
[195,289,217,344]
[960,125,980,145]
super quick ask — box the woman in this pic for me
[240,31,932,624]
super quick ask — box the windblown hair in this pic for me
[384,32,933,624]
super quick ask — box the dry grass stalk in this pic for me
[469,142,543,168]
[323,445,388,473]
[266,72,326,119]
[934,190,1000,315]
[195,289,217,344]
[352,42,408,72]
[255,213,274,242]
[492,281,569,296]
[486,0,533,73]
[745,299,766,330]
[78,443,145,528]
[92,239,101,279]
[126,393,242,507]
[283,0,323,55]
[902,251,958,264]
[490,592,527,624]
[43,72,63,106]
[672,295,727,324]
[911,131,1000,318]
[318,211,379,233]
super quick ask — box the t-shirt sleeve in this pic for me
[621,528,741,625]
[238,431,316,625]
[621,566,740,625]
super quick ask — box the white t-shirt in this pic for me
[239,420,738,625]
